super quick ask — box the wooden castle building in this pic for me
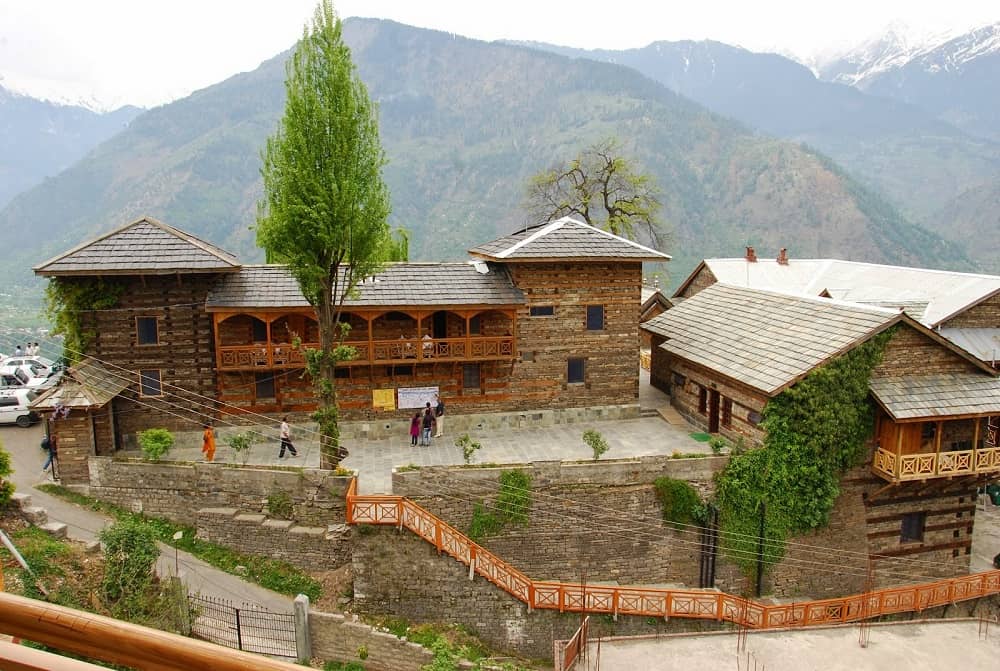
[642,283,1000,578]
[33,216,669,480]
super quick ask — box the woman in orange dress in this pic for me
[202,424,216,462]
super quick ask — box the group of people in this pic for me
[411,394,445,446]
[14,343,41,357]
[199,415,298,463]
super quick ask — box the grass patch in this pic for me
[689,432,712,442]
[36,484,321,600]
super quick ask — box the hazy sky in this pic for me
[0,0,997,109]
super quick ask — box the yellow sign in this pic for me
[373,388,396,411]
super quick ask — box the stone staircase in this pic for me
[11,492,68,539]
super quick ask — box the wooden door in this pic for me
[709,389,720,433]
[433,311,447,339]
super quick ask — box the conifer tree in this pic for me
[257,0,391,468]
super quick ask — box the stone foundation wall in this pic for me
[197,508,352,571]
[88,457,350,526]
[309,609,434,671]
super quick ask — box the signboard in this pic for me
[397,386,439,410]
[372,388,396,411]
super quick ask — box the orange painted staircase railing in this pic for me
[345,478,1000,628]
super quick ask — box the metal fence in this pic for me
[188,594,297,659]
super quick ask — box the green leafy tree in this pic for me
[100,517,160,619]
[525,138,665,247]
[256,0,392,468]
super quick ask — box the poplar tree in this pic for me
[257,0,391,468]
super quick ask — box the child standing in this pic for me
[410,412,421,446]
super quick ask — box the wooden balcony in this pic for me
[216,335,515,371]
[873,446,1000,482]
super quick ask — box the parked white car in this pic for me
[0,388,40,427]
[0,362,59,390]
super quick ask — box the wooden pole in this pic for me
[0,592,304,671]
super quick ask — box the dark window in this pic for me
[136,317,159,345]
[900,512,926,543]
[463,364,481,390]
[384,311,411,321]
[521,350,535,363]
[255,372,275,399]
[950,440,972,451]
[469,315,481,335]
[529,305,554,317]
[139,370,162,397]
[0,398,19,407]
[334,367,350,379]
[722,398,733,428]
[586,305,605,331]
[672,373,686,387]
[567,358,585,384]
[391,364,414,376]
[698,387,708,415]
[251,318,268,343]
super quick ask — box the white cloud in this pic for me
[0,0,996,109]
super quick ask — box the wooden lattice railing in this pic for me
[873,446,1000,481]
[345,478,1000,629]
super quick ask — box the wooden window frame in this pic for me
[463,363,481,391]
[567,358,586,384]
[698,386,708,415]
[900,511,926,544]
[721,397,733,428]
[529,305,555,317]
[138,369,163,398]
[586,305,605,331]
[254,372,276,400]
[135,316,160,346]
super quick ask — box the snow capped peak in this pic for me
[0,73,135,113]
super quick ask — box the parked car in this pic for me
[0,355,57,374]
[0,363,60,390]
[0,388,40,427]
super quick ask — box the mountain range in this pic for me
[0,85,141,210]
[1,18,995,306]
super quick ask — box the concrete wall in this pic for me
[197,508,352,571]
[88,457,350,526]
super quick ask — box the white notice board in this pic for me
[397,386,439,409]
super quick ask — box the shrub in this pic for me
[0,441,14,507]
[138,428,174,462]
[266,490,294,519]
[100,517,160,617]
[653,477,706,529]
[582,429,609,460]
[455,433,482,464]
[227,432,254,464]
[709,437,727,455]
[495,470,531,524]
[468,502,502,541]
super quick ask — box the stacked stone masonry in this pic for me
[197,508,352,571]
[87,457,350,526]
[309,610,434,671]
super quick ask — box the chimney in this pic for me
[777,248,789,265]
[745,246,757,263]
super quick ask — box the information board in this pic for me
[397,386,439,409]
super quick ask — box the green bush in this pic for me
[138,428,174,462]
[266,490,294,519]
[468,502,502,541]
[495,470,531,525]
[227,432,254,464]
[455,434,482,464]
[709,437,727,455]
[100,517,160,617]
[582,429,609,460]
[653,477,705,530]
[0,441,14,507]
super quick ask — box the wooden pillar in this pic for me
[265,315,272,367]
[934,420,943,475]
[973,418,981,451]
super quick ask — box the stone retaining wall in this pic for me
[309,609,434,671]
[197,508,352,571]
[88,456,350,526]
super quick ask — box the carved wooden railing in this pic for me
[873,446,1000,481]
[218,336,515,370]
[345,478,1000,629]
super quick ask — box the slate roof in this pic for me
[938,328,1000,364]
[642,283,902,396]
[468,217,671,262]
[677,257,1000,327]
[34,217,242,276]
[30,358,130,410]
[869,374,1000,420]
[206,262,525,309]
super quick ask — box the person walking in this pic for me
[278,416,298,458]
[41,434,57,479]
[420,405,436,446]
[201,423,216,462]
[433,394,445,438]
[409,411,421,446]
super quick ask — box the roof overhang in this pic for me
[870,373,1000,422]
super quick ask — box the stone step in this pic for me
[657,405,688,426]
[639,407,660,418]
[10,491,31,509]
[39,522,67,540]
[21,506,48,526]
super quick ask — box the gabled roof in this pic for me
[34,216,242,276]
[869,374,1000,421]
[206,262,525,310]
[30,358,130,410]
[673,257,1000,327]
[468,217,671,262]
[643,283,904,396]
